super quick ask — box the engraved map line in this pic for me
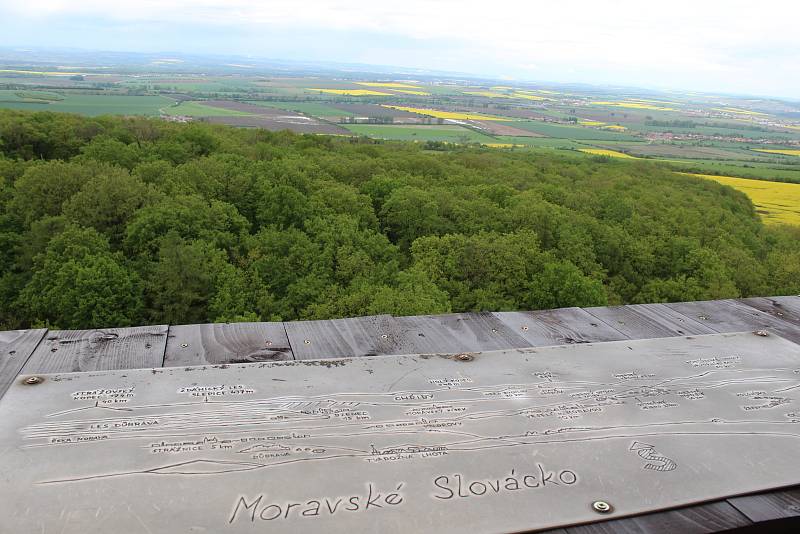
[41,366,800,419]
[37,428,800,485]
[23,374,797,442]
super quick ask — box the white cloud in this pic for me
[2,0,799,95]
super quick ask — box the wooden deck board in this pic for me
[0,329,47,398]
[494,307,628,347]
[164,322,293,366]
[739,296,800,328]
[395,312,530,353]
[727,489,800,522]
[562,501,751,533]
[285,314,418,360]
[584,303,716,339]
[665,299,800,344]
[22,325,169,373]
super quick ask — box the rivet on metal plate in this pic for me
[180,343,188,348]
[455,353,474,362]
[754,330,769,337]
[592,500,613,514]
[23,376,42,385]
[304,339,311,345]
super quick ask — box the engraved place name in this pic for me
[484,387,528,399]
[676,388,705,400]
[738,390,792,411]
[613,371,656,380]
[432,464,578,500]
[298,407,370,421]
[177,384,255,397]
[636,400,679,410]
[365,417,462,430]
[394,393,434,401]
[523,399,622,420]
[71,387,135,403]
[685,355,742,368]
[405,404,467,416]
[428,377,473,387]
[228,483,405,524]
[366,444,448,463]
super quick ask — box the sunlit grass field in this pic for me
[162,102,251,117]
[0,94,174,115]
[345,124,497,143]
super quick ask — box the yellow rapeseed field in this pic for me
[484,143,525,148]
[382,106,507,121]
[579,120,606,126]
[590,101,676,111]
[624,98,681,106]
[603,125,628,131]
[579,148,637,159]
[310,89,393,96]
[754,149,800,157]
[513,93,548,101]
[464,91,514,98]
[356,82,421,89]
[712,107,769,117]
[463,90,548,101]
[390,89,431,95]
[0,69,86,76]
[688,173,800,226]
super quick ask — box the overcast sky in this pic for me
[1,1,798,98]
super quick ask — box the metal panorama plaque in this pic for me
[1,332,800,533]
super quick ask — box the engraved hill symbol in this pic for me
[629,441,677,472]
[148,459,265,475]
[237,444,291,454]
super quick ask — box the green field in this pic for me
[345,124,498,143]
[659,159,800,184]
[500,121,639,141]
[245,100,355,117]
[494,136,587,149]
[121,79,258,92]
[0,93,176,116]
[162,101,252,117]
[0,90,64,103]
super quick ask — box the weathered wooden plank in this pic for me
[584,303,716,340]
[728,489,800,522]
[394,312,530,353]
[664,299,800,344]
[285,314,419,360]
[739,296,800,328]
[163,322,293,367]
[0,329,47,398]
[493,307,627,347]
[563,501,751,534]
[22,325,169,373]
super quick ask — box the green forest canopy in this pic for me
[0,109,798,330]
